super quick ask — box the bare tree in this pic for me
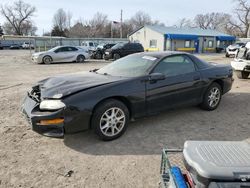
[66,11,73,29]
[233,0,250,37]
[130,11,153,29]
[53,8,67,32]
[88,12,109,37]
[175,18,194,28]
[0,0,36,35]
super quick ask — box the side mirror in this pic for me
[149,73,165,82]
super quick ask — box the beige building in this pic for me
[128,25,235,53]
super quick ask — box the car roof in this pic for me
[136,51,189,59]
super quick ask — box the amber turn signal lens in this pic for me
[39,118,64,125]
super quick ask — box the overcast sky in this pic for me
[0,0,235,35]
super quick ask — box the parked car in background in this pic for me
[22,42,34,49]
[225,42,245,57]
[31,46,90,64]
[231,42,250,79]
[10,44,21,49]
[92,43,116,59]
[22,52,233,140]
[104,42,144,60]
[81,41,98,53]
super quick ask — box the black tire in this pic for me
[113,53,120,60]
[225,53,230,58]
[43,56,53,64]
[236,71,249,79]
[104,55,109,60]
[200,83,222,111]
[91,99,129,141]
[76,55,85,63]
[95,52,102,59]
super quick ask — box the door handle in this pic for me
[193,75,200,81]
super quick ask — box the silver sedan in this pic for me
[32,46,90,64]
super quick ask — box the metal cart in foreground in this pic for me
[160,148,191,188]
[160,141,250,188]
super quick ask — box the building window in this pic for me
[184,40,191,48]
[149,40,157,48]
[208,40,214,48]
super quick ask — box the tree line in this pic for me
[0,0,249,38]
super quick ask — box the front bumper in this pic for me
[231,60,250,72]
[31,56,42,63]
[226,49,238,56]
[21,95,65,138]
[104,52,112,60]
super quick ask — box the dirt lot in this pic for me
[0,50,249,188]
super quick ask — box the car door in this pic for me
[67,47,79,61]
[146,54,203,114]
[53,47,69,62]
[122,43,133,56]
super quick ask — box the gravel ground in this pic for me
[0,50,249,188]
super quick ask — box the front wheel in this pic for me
[95,52,103,59]
[43,56,53,64]
[236,71,249,79]
[113,53,120,60]
[76,55,85,63]
[200,83,222,111]
[91,99,129,141]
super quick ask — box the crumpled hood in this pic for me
[38,71,124,99]
[227,45,239,50]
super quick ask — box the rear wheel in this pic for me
[113,53,120,60]
[76,55,85,63]
[225,53,230,58]
[91,99,129,141]
[43,56,53,64]
[236,71,249,79]
[200,83,222,111]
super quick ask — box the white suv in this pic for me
[81,41,98,52]
[231,42,250,79]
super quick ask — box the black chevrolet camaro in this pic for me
[22,52,233,140]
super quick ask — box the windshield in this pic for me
[111,43,125,49]
[97,54,158,77]
[231,43,244,47]
[48,46,60,52]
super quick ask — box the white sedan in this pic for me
[32,46,90,64]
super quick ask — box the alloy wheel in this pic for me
[99,107,126,137]
[208,87,221,108]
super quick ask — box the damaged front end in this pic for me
[21,84,65,138]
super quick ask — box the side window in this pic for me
[153,55,196,76]
[123,44,130,49]
[68,47,78,51]
[149,40,157,48]
[55,47,63,53]
[89,42,94,47]
[61,47,69,52]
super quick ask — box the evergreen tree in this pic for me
[0,25,4,36]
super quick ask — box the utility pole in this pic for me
[111,21,113,38]
[120,9,123,38]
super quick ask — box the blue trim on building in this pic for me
[165,34,198,40]
[216,36,236,41]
